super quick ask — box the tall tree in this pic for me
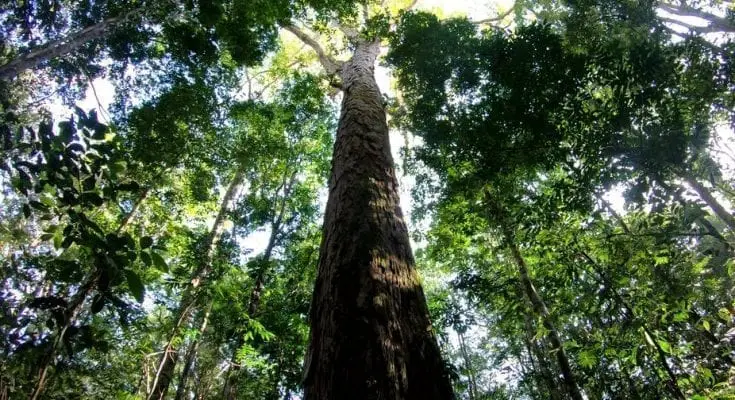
[283,2,454,398]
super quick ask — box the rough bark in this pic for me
[147,168,245,400]
[0,8,143,80]
[302,39,453,400]
[29,189,149,400]
[502,226,585,400]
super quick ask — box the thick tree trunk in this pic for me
[0,8,143,80]
[148,168,245,400]
[502,226,585,400]
[302,39,453,400]
[29,189,149,400]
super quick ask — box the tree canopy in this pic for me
[1,0,735,399]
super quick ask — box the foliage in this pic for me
[2,0,735,399]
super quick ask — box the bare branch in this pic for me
[244,68,253,100]
[659,15,733,34]
[659,2,735,33]
[661,25,726,53]
[282,24,343,75]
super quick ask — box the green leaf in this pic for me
[140,251,152,267]
[124,270,145,303]
[150,252,168,273]
[140,236,154,249]
[80,192,104,207]
[91,295,105,314]
[657,339,672,354]
[578,350,597,368]
[29,200,49,212]
[703,320,711,332]
[53,232,63,249]
[109,161,127,176]
[643,329,655,347]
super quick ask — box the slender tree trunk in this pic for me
[302,39,453,400]
[148,168,245,400]
[502,226,585,400]
[173,303,212,400]
[457,331,478,400]
[682,174,735,231]
[0,8,143,80]
[522,313,563,400]
[579,250,686,400]
[656,180,729,244]
[29,189,149,400]
[223,226,279,400]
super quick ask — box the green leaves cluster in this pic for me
[390,4,735,399]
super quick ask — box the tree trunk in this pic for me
[0,8,143,80]
[522,313,563,400]
[457,331,478,400]
[173,303,212,400]
[579,250,686,400]
[682,174,735,231]
[148,168,245,400]
[29,189,149,400]
[302,39,454,400]
[502,226,585,400]
[223,226,279,400]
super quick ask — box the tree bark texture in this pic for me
[302,39,454,400]
[148,168,245,400]
[0,8,142,80]
[503,226,585,400]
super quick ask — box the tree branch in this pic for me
[659,2,735,33]
[659,16,727,34]
[332,20,360,41]
[282,24,343,76]
[472,3,516,25]
[661,25,726,54]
